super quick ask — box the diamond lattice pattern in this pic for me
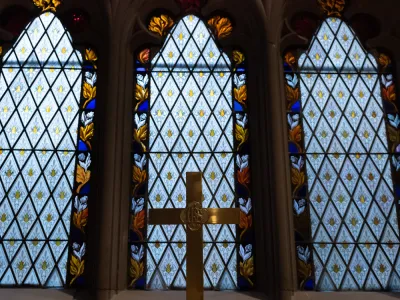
[147,15,236,289]
[299,18,400,290]
[0,13,82,286]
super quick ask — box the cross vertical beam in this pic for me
[186,172,203,300]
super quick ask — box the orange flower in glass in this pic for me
[382,85,396,102]
[131,210,145,241]
[208,16,233,39]
[239,211,252,239]
[285,52,296,67]
[138,49,150,64]
[289,125,302,143]
[73,207,88,233]
[378,53,391,70]
[148,15,174,36]
[317,0,345,17]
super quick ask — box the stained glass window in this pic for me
[0,12,97,287]
[285,16,400,291]
[130,14,254,290]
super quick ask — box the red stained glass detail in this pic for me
[61,9,90,34]
[176,0,206,12]
[291,12,319,40]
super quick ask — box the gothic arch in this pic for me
[94,0,285,299]
[279,0,400,299]
[0,0,109,298]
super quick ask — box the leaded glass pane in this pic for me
[146,15,236,289]
[287,17,400,290]
[0,12,82,286]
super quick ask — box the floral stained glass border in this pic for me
[128,17,254,289]
[284,45,400,291]
[0,11,98,288]
[66,48,98,287]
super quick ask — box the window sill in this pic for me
[293,291,400,300]
[113,290,266,300]
[0,289,75,300]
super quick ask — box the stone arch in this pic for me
[0,0,109,298]
[93,0,284,299]
[279,0,400,299]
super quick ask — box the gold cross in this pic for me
[149,172,240,300]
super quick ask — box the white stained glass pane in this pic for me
[301,18,400,291]
[0,12,82,287]
[147,15,236,289]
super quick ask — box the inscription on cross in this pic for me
[149,172,240,300]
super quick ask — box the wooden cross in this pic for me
[149,172,240,300]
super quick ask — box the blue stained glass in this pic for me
[86,100,96,109]
[79,141,89,151]
[291,101,301,112]
[288,142,299,153]
[138,100,149,111]
[234,101,244,111]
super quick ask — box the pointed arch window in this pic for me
[130,14,254,290]
[285,16,400,291]
[0,10,97,287]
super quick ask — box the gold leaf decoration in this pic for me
[69,256,85,285]
[284,52,296,67]
[133,165,146,186]
[378,53,391,70]
[286,85,300,108]
[235,124,249,151]
[135,84,149,111]
[240,256,254,286]
[148,15,174,36]
[388,126,400,153]
[233,50,245,66]
[297,258,312,288]
[33,0,62,12]
[208,16,233,39]
[85,48,97,63]
[129,258,144,287]
[80,124,94,150]
[317,0,345,17]
[291,167,305,195]
[138,49,150,64]
[73,208,88,233]
[83,82,97,108]
[76,165,91,193]
[234,85,247,106]
[133,124,148,152]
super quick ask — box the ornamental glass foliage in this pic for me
[0,12,97,286]
[285,17,400,291]
[131,15,253,290]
